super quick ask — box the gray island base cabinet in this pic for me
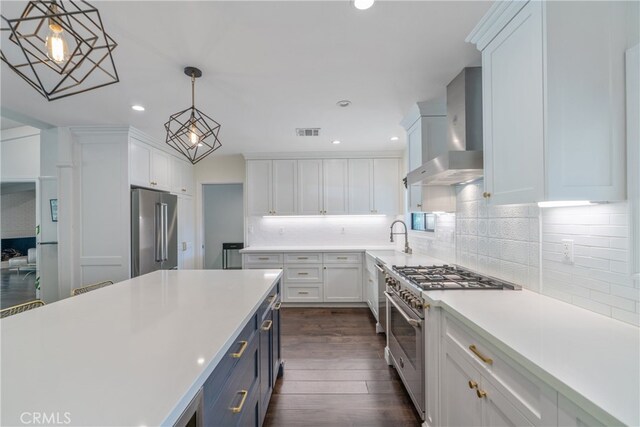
[179,281,282,427]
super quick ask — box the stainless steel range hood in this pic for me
[407,67,483,186]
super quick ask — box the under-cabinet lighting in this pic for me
[197,357,205,365]
[263,214,386,218]
[354,0,375,10]
[431,211,446,215]
[131,105,145,111]
[537,201,596,208]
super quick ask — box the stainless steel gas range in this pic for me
[383,264,520,421]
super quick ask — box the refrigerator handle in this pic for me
[155,203,163,262]
[162,203,169,261]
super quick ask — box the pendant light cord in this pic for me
[191,73,195,109]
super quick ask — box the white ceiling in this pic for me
[0,1,490,155]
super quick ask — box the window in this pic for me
[411,213,435,232]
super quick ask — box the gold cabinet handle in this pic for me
[476,389,487,399]
[230,390,248,413]
[181,188,186,192]
[337,256,348,260]
[261,320,273,331]
[468,380,478,389]
[297,272,309,275]
[423,303,431,310]
[297,256,308,260]
[267,295,276,303]
[274,301,282,310]
[469,345,493,365]
[298,291,309,295]
[483,192,492,199]
[258,257,269,260]
[230,341,248,358]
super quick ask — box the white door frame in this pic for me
[196,180,244,270]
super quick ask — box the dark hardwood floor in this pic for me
[264,307,422,427]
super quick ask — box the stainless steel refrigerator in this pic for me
[131,188,178,277]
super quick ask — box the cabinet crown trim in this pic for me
[243,151,403,160]
[465,0,529,50]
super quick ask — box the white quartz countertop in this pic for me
[366,250,448,267]
[1,269,283,427]
[240,245,397,253]
[423,289,640,426]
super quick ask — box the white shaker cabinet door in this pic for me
[441,346,483,427]
[373,158,400,215]
[323,159,349,215]
[482,0,544,205]
[151,149,171,191]
[348,159,373,214]
[130,139,152,188]
[323,264,362,302]
[247,160,273,215]
[272,159,297,215]
[297,159,323,215]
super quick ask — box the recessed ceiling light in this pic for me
[390,136,399,141]
[332,140,341,145]
[336,100,351,108]
[131,105,145,111]
[354,0,375,10]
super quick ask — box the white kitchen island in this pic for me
[0,269,283,427]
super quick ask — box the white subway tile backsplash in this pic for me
[589,225,628,238]
[611,308,640,327]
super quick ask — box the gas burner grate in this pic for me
[392,264,519,290]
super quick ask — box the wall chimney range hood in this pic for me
[406,67,484,186]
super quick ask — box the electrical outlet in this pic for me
[562,239,574,264]
[341,227,345,234]
[279,227,284,235]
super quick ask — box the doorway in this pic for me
[1,182,37,308]
[203,184,244,269]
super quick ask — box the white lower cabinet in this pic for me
[441,312,558,427]
[323,264,362,302]
[557,395,606,427]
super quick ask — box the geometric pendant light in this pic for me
[0,1,119,101]
[164,66,222,165]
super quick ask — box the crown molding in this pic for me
[466,0,529,51]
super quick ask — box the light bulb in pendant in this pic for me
[189,124,199,146]
[45,21,70,64]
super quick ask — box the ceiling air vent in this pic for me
[296,128,320,137]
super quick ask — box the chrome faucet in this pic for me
[390,220,412,254]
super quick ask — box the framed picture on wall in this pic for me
[50,199,58,222]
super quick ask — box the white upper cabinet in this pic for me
[372,159,400,215]
[171,157,195,196]
[130,139,152,188]
[272,160,297,215]
[322,159,349,215]
[150,149,170,191]
[247,160,272,215]
[481,0,544,205]
[297,159,323,215]
[469,0,630,204]
[348,159,374,214]
[247,156,401,216]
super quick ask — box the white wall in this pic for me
[1,126,40,179]
[1,189,36,239]
[203,184,244,269]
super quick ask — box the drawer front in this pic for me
[285,285,323,302]
[444,314,557,426]
[284,252,323,264]
[323,252,362,264]
[284,265,323,282]
[203,314,258,407]
[243,253,283,265]
[244,264,283,270]
[206,334,260,425]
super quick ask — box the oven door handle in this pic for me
[385,292,421,328]
[375,264,385,273]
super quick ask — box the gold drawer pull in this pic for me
[274,302,282,310]
[298,291,309,295]
[258,257,269,260]
[267,295,276,303]
[230,390,248,413]
[297,256,308,260]
[476,389,487,399]
[261,320,273,331]
[297,272,309,275]
[230,341,248,358]
[337,256,348,260]
[469,345,493,365]
[468,380,477,389]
